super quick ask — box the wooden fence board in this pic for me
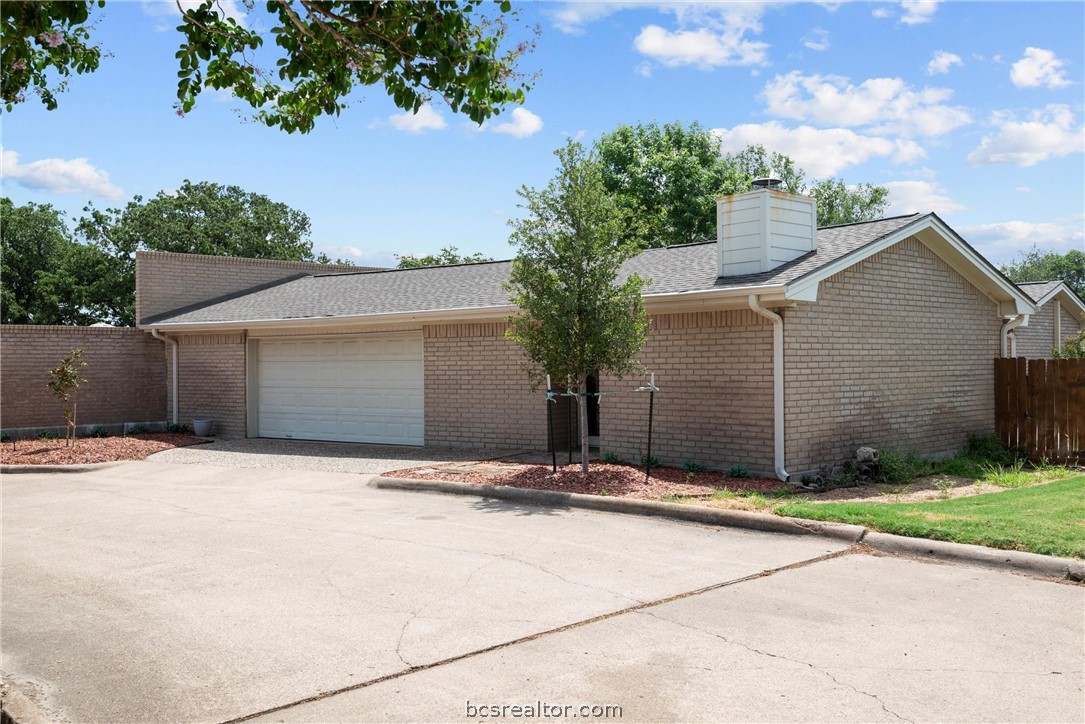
[994,357,1084,463]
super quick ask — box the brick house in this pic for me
[128,188,1036,480]
[1006,281,1085,359]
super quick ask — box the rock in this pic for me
[856,446,879,463]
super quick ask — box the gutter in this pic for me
[150,329,178,425]
[747,294,790,483]
[1000,315,1027,358]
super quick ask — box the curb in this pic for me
[369,477,866,542]
[1,461,129,475]
[370,476,1084,582]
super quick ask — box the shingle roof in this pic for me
[145,213,923,326]
[1016,281,1065,304]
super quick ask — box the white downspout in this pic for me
[150,328,179,425]
[1000,315,1026,358]
[748,294,789,483]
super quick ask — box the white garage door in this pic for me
[256,334,424,445]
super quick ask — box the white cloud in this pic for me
[712,122,925,177]
[882,180,965,216]
[872,6,893,18]
[1015,186,1032,193]
[142,0,248,30]
[761,72,971,137]
[960,219,1085,261]
[967,104,1084,167]
[379,104,447,133]
[900,0,940,25]
[491,108,544,139]
[802,27,830,52]
[926,50,962,75]
[1010,47,1071,89]
[634,24,769,69]
[0,148,125,200]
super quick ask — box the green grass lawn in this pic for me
[776,475,1085,559]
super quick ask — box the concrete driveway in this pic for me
[2,462,1082,723]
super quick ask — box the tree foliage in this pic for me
[1001,247,1085,299]
[505,141,649,473]
[396,245,494,268]
[1,0,537,134]
[1051,330,1085,360]
[593,123,891,248]
[48,348,88,447]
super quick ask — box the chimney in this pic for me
[717,183,817,278]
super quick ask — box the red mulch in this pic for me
[384,461,785,500]
[0,433,209,465]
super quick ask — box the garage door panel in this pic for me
[256,335,424,446]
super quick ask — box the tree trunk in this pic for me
[578,377,590,475]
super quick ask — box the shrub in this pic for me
[874,450,929,484]
[962,432,1019,465]
[982,460,1030,488]
[127,424,149,435]
[601,452,623,464]
[89,426,109,438]
[682,460,708,473]
[640,453,661,468]
[167,423,192,434]
[38,430,61,440]
[0,431,10,442]
[728,465,751,478]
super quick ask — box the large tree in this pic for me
[1,0,536,133]
[1001,247,1085,299]
[505,141,649,474]
[593,123,891,248]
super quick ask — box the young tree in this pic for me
[396,246,494,269]
[48,349,88,448]
[505,141,649,474]
[1001,247,1085,299]
[2,1,537,134]
[1051,330,1085,359]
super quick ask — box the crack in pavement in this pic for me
[636,609,914,723]
[219,547,856,724]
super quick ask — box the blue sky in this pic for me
[2,1,1083,268]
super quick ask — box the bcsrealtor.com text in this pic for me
[465,701,622,719]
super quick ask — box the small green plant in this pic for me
[89,426,108,438]
[874,450,929,484]
[167,423,192,434]
[0,432,10,442]
[963,432,1020,466]
[47,348,88,448]
[1051,329,1085,359]
[981,459,1031,488]
[933,476,956,499]
[38,430,61,440]
[640,453,661,468]
[127,424,149,435]
[683,460,708,473]
[599,487,608,496]
[728,465,750,478]
[601,452,623,464]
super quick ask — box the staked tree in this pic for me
[505,141,649,474]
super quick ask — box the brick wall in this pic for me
[1013,301,1083,359]
[783,236,1001,471]
[1061,305,1083,343]
[1,325,166,431]
[600,310,774,472]
[171,332,247,438]
[423,322,546,449]
[136,251,378,323]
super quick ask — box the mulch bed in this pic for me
[383,461,785,500]
[0,433,209,465]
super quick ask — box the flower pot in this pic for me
[192,418,213,437]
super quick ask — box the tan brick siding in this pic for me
[136,251,378,323]
[783,237,1001,471]
[171,332,247,438]
[600,311,774,471]
[1,325,166,430]
[423,322,546,449]
[1013,301,1084,358]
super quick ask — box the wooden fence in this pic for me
[994,358,1085,463]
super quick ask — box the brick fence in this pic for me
[1,325,167,434]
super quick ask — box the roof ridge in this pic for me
[815,213,920,230]
[313,257,514,277]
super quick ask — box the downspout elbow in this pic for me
[747,295,790,483]
[149,328,179,426]
[1000,315,1027,358]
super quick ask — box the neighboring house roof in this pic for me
[1017,281,1085,322]
[142,212,1034,329]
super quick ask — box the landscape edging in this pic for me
[1,461,130,474]
[369,476,1084,582]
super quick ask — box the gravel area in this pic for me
[148,438,524,474]
[1,434,208,465]
[384,460,786,500]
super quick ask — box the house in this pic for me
[134,188,1037,480]
[1007,281,1085,358]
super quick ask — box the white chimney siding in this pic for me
[717,189,817,277]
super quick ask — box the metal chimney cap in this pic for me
[751,174,782,189]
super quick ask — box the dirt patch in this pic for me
[799,474,1004,504]
[384,461,786,500]
[0,434,209,465]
